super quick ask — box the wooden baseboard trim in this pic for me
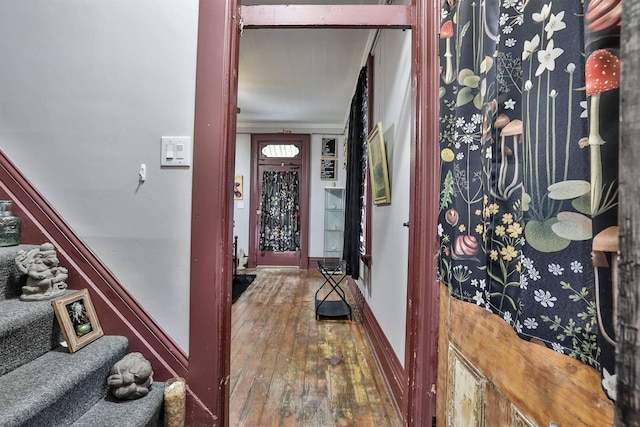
[347,277,404,421]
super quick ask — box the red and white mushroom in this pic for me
[440,20,455,84]
[585,48,620,215]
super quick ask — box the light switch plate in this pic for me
[161,136,192,167]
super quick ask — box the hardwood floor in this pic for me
[230,268,401,427]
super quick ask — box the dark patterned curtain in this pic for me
[343,67,368,278]
[437,0,619,401]
[259,171,300,252]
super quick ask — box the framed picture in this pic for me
[320,158,337,181]
[52,289,104,353]
[321,137,337,158]
[366,122,391,205]
[342,137,348,170]
[234,175,243,200]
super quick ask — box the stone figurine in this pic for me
[16,242,68,301]
[107,352,154,400]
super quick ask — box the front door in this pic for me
[249,134,309,268]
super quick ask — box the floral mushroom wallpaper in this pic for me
[437,0,620,401]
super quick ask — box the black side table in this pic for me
[315,260,352,320]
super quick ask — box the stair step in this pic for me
[0,245,36,301]
[0,335,128,427]
[0,298,62,375]
[72,382,165,427]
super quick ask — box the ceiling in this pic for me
[237,0,381,134]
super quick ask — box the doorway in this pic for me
[188,2,439,425]
[249,134,310,268]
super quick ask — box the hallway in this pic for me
[230,269,401,426]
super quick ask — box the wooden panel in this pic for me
[436,283,451,426]
[440,285,614,426]
[512,405,535,427]
[485,382,511,427]
[446,345,485,427]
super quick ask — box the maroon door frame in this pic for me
[404,0,440,423]
[248,133,310,269]
[188,0,239,424]
[190,2,439,425]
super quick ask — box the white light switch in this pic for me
[161,137,191,167]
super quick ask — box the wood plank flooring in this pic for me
[230,268,401,427]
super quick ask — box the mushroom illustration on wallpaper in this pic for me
[441,20,455,85]
[585,48,620,216]
[490,117,523,202]
[586,0,621,33]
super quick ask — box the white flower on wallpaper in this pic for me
[532,2,552,23]
[545,11,566,38]
[570,261,583,273]
[524,317,538,329]
[548,263,564,276]
[504,98,516,109]
[523,36,539,60]
[534,289,557,307]
[535,39,564,76]
[602,368,617,400]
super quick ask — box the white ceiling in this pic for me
[237,0,381,134]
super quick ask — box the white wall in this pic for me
[357,28,412,366]
[233,134,252,257]
[233,133,347,260]
[0,0,199,352]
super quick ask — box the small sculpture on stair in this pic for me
[107,352,154,400]
[15,242,68,301]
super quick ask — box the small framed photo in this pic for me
[320,158,337,181]
[321,137,337,158]
[234,175,243,200]
[52,289,104,353]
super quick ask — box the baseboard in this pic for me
[347,277,404,421]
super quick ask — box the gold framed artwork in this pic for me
[52,289,104,353]
[234,175,243,200]
[366,122,391,205]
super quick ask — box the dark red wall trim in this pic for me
[348,278,405,421]
[189,0,239,425]
[240,5,411,29]
[0,151,188,381]
[403,0,440,425]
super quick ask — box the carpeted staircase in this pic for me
[0,245,165,427]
